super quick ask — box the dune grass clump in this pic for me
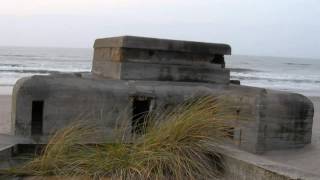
[7,96,237,179]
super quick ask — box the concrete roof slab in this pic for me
[94,36,231,55]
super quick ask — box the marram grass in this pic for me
[6,96,238,179]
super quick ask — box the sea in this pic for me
[0,46,319,96]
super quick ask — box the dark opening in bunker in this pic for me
[211,54,225,68]
[31,101,44,135]
[132,97,151,134]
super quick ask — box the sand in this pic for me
[0,94,320,174]
[0,95,11,134]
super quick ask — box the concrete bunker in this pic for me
[10,36,314,154]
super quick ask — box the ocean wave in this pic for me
[0,54,87,59]
[229,68,261,73]
[0,69,90,74]
[0,54,44,58]
[0,63,25,67]
[284,62,311,66]
[0,63,91,73]
[231,75,320,84]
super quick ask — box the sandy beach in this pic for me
[1,93,320,175]
[0,95,11,134]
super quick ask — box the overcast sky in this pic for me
[0,0,319,58]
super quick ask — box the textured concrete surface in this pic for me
[93,36,232,55]
[11,74,313,153]
[256,91,314,153]
[263,96,320,176]
[0,134,33,145]
[2,93,319,176]
[94,61,230,83]
[222,145,320,180]
[92,36,231,82]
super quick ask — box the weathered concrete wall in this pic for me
[11,74,313,153]
[12,74,259,145]
[93,47,216,64]
[255,90,314,153]
[92,36,231,83]
[93,60,230,83]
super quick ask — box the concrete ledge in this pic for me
[0,134,34,145]
[221,145,320,180]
